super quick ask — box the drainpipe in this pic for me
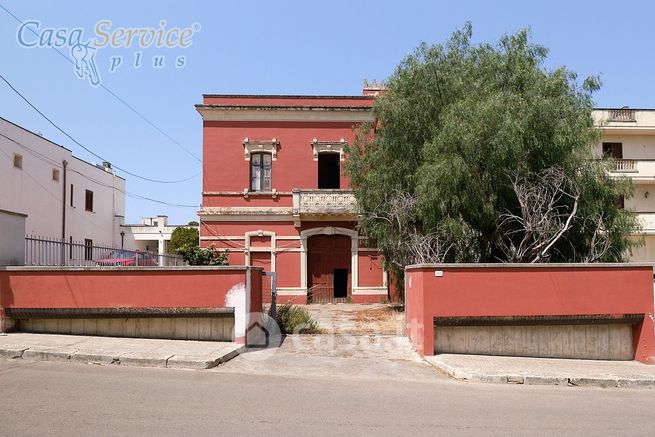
[62,160,68,239]
[61,160,68,265]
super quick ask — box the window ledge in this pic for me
[243,189,279,199]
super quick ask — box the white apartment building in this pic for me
[594,107,655,261]
[0,116,126,249]
[121,215,197,265]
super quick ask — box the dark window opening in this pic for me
[70,184,74,207]
[333,268,348,298]
[69,236,73,259]
[250,153,272,191]
[318,153,340,189]
[85,189,94,212]
[616,195,625,209]
[84,239,93,261]
[603,142,623,159]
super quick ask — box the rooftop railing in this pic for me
[608,108,636,122]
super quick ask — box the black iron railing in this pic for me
[24,235,186,267]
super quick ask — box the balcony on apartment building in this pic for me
[637,212,655,234]
[596,108,655,183]
[594,107,655,133]
[609,159,655,183]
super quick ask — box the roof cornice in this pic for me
[196,104,375,122]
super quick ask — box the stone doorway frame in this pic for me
[300,226,359,294]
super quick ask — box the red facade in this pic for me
[197,86,392,303]
[405,264,655,363]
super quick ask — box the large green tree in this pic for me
[345,24,639,277]
[168,223,199,254]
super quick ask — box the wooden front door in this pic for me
[307,235,351,303]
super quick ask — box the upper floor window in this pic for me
[602,142,623,159]
[13,153,22,169]
[52,168,60,182]
[250,153,272,191]
[318,152,340,189]
[85,189,94,212]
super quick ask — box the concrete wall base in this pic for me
[0,312,18,333]
[435,324,634,361]
[18,316,235,342]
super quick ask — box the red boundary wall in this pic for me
[405,264,655,364]
[0,266,263,345]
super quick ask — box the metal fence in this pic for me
[307,285,350,304]
[24,235,187,267]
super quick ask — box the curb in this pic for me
[426,359,655,389]
[0,346,244,370]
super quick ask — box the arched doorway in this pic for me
[307,234,351,303]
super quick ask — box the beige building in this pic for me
[121,215,197,265]
[0,117,126,257]
[593,107,655,261]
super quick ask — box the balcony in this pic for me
[593,108,655,134]
[607,108,636,122]
[292,189,358,225]
[638,213,655,234]
[609,159,655,183]
[611,159,638,173]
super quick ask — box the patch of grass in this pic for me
[275,303,320,334]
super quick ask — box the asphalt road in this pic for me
[1,359,654,436]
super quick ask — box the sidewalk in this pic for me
[426,354,655,388]
[0,333,243,369]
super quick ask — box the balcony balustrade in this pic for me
[292,189,357,225]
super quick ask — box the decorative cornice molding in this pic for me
[196,105,375,122]
[202,191,293,197]
[243,137,279,160]
[199,206,293,216]
[311,138,347,160]
[198,206,294,222]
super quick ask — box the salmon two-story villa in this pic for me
[196,79,655,305]
[196,83,393,304]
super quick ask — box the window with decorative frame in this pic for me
[250,152,272,191]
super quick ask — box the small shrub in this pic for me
[175,244,228,266]
[275,303,320,334]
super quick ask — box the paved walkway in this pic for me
[0,333,242,369]
[214,333,443,383]
[302,303,405,335]
[427,354,655,388]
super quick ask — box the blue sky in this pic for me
[1,1,654,224]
